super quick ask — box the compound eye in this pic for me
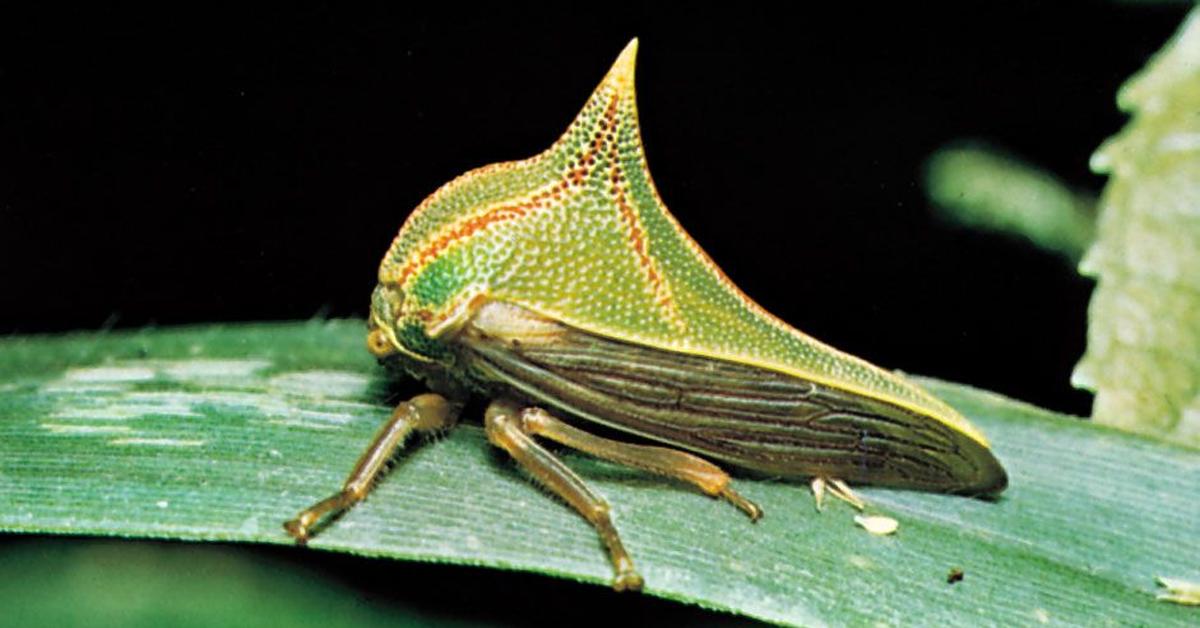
[366,327,398,358]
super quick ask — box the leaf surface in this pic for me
[1,321,1197,626]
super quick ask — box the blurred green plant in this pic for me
[1073,8,1200,447]
[925,144,1095,262]
[925,8,1200,448]
[1,321,1197,626]
[0,539,456,628]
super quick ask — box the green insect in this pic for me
[285,39,1007,591]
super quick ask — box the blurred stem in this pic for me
[924,144,1096,263]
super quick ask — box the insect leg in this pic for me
[284,393,460,542]
[811,477,866,512]
[484,398,643,592]
[519,407,762,521]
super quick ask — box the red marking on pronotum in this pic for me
[605,102,670,310]
[612,164,662,297]
[396,199,536,288]
[568,94,619,187]
[396,173,577,287]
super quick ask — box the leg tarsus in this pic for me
[811,476,866,513]
[284,490,359,542]
[612,557,644,592]
[720,486,763,522]
[829,478,866,511]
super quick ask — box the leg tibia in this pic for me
[484,398,643,591]
[284,392,459,542]
[519,407,762,521]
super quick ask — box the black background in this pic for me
[0,3,1189,624]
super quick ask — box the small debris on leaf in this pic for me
[1156,576,1200,606]
[947,567,964,584]
[853,514,898,536]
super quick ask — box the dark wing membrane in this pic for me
[458,311,1006,495]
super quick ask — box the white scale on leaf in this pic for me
[38,359,381,444]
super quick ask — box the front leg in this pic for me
[284,392,460,541]
[484,398,644,592]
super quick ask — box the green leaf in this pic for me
[924,143,1096,262]
[1073,8,1200,447]
[1,321,1198,626]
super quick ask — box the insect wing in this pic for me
[459,301,1007,495]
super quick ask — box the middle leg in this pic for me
[517,406,762,521]
[484,398,643,591]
